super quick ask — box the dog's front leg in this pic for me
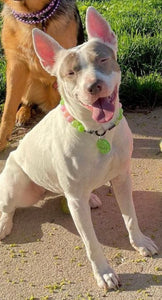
[0,60,29,151]
[111,172,158,256]
[66,193,120,290]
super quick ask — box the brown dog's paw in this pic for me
[0,131,10,151]
[16,105,32,126]
[0,139,7,152]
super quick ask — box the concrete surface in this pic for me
[0,108,162,300]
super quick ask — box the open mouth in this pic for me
[82,88,117,123]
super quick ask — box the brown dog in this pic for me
[0,0,84,151]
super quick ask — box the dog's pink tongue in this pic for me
[92,97,115,123]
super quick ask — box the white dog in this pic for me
[0,7,158,290]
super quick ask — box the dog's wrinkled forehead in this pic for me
[59,40,119,78]
[80,40,116,61]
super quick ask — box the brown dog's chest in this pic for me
[2,4,78,80]
[2,17,47,75]
[2,0,78,76]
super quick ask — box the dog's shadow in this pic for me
[118,272,162,293]
[3,194,77,245]
[2,187,162,253]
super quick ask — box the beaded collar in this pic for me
[11,0,61,31]
[60,99,123,154]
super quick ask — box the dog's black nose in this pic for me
[87,80,102,95]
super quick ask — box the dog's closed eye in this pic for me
[60,52,81,78]
[100,57,110,63]
[67,70,75,76]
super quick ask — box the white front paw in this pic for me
[89,193,102,208]
[130,232,158,257]
[93,264,121,290]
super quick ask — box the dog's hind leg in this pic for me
[0,212,15,240]
[89,193,102,208]
[111,171,158,257]
[0,153,45,240]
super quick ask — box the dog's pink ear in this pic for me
[32,28,62,74]
[86,7,117,52]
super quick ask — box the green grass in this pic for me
[120,72,162,108]
[0,0,161,108]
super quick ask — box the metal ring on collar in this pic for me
[95,130,107,137]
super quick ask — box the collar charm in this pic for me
[60,99,123,155]
[96,139,111,154]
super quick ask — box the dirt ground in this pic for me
[0,108,162,300]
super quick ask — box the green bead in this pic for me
[72,120,80,128]
[96,139,111,154]
[115,119,120,126]
[77,124,85,132]
[60,98,64,105]
[118,108,123,120]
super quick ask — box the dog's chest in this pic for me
[14,111,132,194]
[94,151,122,184]
[74,143,127,189]
[58,121,132,191]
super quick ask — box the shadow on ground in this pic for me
[2,188,162,254]
[133,138,162,159]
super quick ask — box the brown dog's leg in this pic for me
[41,80,61,112]
[0,61,29,151]
[21,77,60,113]
[16,78,60,126]
[16,104,32,126]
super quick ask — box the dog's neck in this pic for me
[11,0,61,31]
[60,97,123,154]
[60,97,123,134]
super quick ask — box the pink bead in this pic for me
[64,111,70,118]
[60,105,66,112]
[67,115,74,123]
